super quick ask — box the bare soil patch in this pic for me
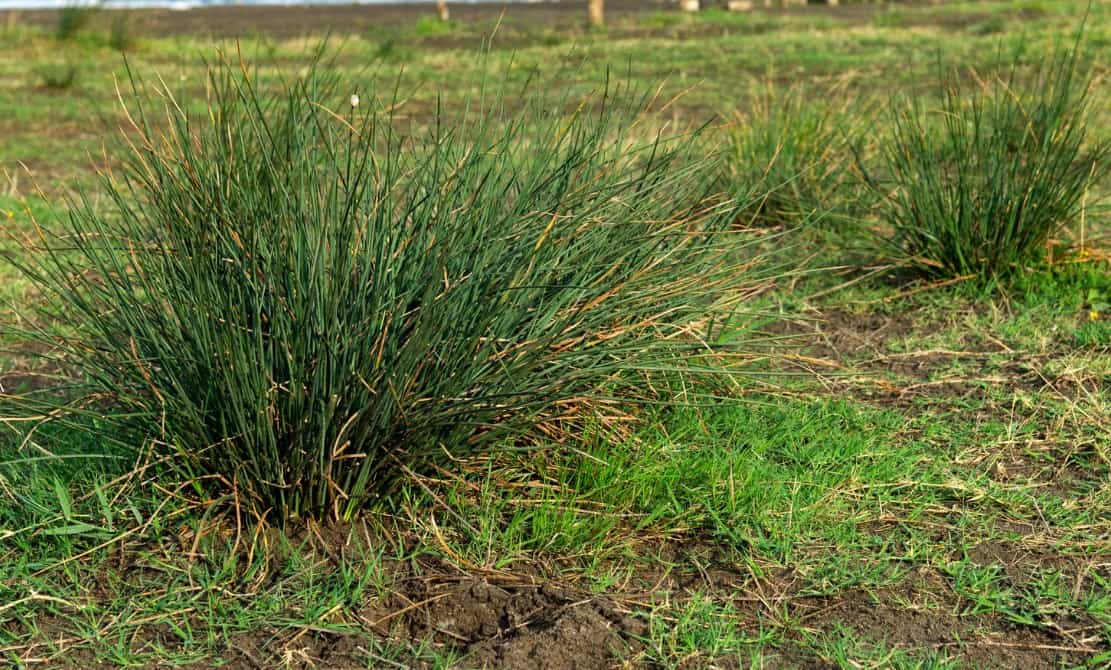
[767,304,1103,409]
[825,587,1094,670]
[209,577,645,670]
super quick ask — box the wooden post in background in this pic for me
[436,0,449,21]
[679,0,700,12]
[589,0,604,27]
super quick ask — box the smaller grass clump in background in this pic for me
[108,14,136,52]
[3,11,22,35]
[726,81,862,228]
[4,52,770,523]
[870,41,1110,280]
[411,15,454,38]
[55,5,96,41]
[34,62,79,90]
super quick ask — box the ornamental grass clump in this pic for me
[8,56,764,521]
[874,44,1109,279]
[727,82,860,228]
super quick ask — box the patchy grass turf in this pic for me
[0,1,1109,668]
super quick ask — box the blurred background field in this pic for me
[2,0,1107,196]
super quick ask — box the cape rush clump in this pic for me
[7,54,768,521]
[873,42,1109,279]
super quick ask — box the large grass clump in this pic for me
[874,44,1109,279]
[6,56,764,521]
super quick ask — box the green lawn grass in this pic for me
[0,1,1108,667]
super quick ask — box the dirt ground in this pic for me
[5,259,1104,670]
[165,521,1096,669]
